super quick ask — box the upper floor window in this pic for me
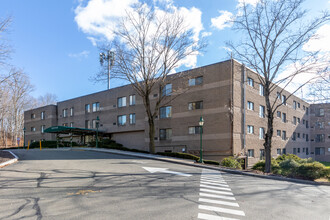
[277,130,281,136]
[306,107,309,115]
[129,113,136,124]
[277,92,281,101]
[259,127,265,139]
[41,111,45,120]
[189,126,201,134]
[160,106,172,119]
[297,118,300,123]
[282,113,286,123]
[282,131,286,140]
[159,128,172,140]
[306,134,309,142]
[118,97,127,107]
[118,115,127,126]
[277,111,281,118]
[306,120,309,128]
[188,101,203,110]
[247,77,254,87]
[31,113,35,119]
[92,102,100,112]
[248,149,254,157]
[315,134,325,142]
[41,125,45,133]
[315,147,325,155]
[259,105,265,118]
[297,102,300,108]
[282,95,286,105]
[315,121,324,129]
[247,125,254,134]
[317,108,324,116]
[303,105,306,110]
[259,84,264,96]
[162,84,172,96]
[70,107,74,117]
[189,76,203,86]
[293,101,297,109]
[293,116,297,125]
[247,101,254,110]
[292,132,296,141]
[31,127,36,132]
[85,104,90,113]
[129,95,136,106]
[63,109,68,118]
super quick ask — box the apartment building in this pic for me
[24,59,314,165]
[310,103,330,162]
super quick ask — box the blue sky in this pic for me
[0,0,328,102]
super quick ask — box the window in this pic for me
[31,127,35,132]
[292,132,296,141]
[306,148,309,155]
[118,97,127,107]
[317,108,325,116]
[63,109,68,118]
[293,148,297,154]
[282,113,286,123]
[159,128,172,140]
[315,121,324,129]
[303,119,305,124]
[297,118,300,123]
[282,95,286,105]
[277,149,281,155]
[282,148,286,154]
[306,107,309,115]
[189,126,201,134]
[92,119,98,128]
[315,147,325,155]
[297,102,300,108]
[277,130,281,136]
[303,148,305,153]
[247,78,254,87]
[282,131,286,140]
[259,84,264,96]
[85,104,90,113]
[188,101,203,110]
[41,125,45,133]
[297,148,300,153]
[85,120,90,129]
[160,106,172,119]
[62,123,68,126]
[303,105,306,110]
[248,149,254,157]
[293,116,297,125]
[70,122,74,127]
[162,84,172,96]
[259,127,265,139]
[92,102,100,112]
[247,101,254,110]
[31,113,36,119]
[260,149,265,160]
[41,112,45,120]
[259,105,265,118]
[315,134,325,142]
[306,134,309,142]
[129,95,136,106]
[293,101,297,109]
[277,111,281,118]
[129,113,136,124]
[118,115,127,126]
[247,125,254,134]
[70,107,74,117]
[189,76,203,86]
[277,92,281,100]
[303,133,305,138]
[297,133,300,138]
[306,120,309,128]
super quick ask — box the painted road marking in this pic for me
[198,169,246,219]
[142,167,192,177]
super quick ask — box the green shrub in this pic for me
[296,162,327,180]
[221,157,242,169]
[252,159,280,174]
[298,158,314,164]
[276,154,301,163]
[279,159,300,177]
[203,160,220,165]
[157,152,200,161]
[29,140,79,148]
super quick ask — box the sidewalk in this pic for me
[79,147,330,186]
[0,150,18,168]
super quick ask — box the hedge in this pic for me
[156,152,199,161]
[220,157,242,169]
[29,140,79,148]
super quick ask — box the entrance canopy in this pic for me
[44,126,105,135]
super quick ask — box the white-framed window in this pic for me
[159,128,172,140]
[248,149,254,157]
[31,127,36,132]
[70,107,74,117]
[188,101,203,110]
[129,113,136,124]
[259,84,264,96]
[92,102,100,112]
[247,77,254,87]
[85,104,90,113]
[118,97,127,107]
[259,105,265,118]
[162,84,172,96]
[259,127,265,139]
[189,126,201,134]
[41,125,45,133]
[63,109,68,118]
[189,76,203,86]
[129,95,136,106]
[318,108,324,116]
[118,115,127,126]
[297,118,300,123]
[247,125,254,134]
[92,119,97,128]
[159,106,172,119]
[41,111,45,120]
[247,101,254,110]
[31,113,36,119]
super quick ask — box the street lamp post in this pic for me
[96,116,100,148]
[199,116,204,163]
[23,127,26,149]
[99,50,115,90]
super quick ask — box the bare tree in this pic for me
[227,0,329,172]
[306,69,330,103]
[37,93,58,107]
[97,4,205,153]
[0,16,12,66]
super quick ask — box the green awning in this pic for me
[44,126,104,135]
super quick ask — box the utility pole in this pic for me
[99,50,115,90]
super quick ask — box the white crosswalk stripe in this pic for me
[198,169,246,219]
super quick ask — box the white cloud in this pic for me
[237,0,260,8]
[222,46,232,52]
[211,10,233,30]
[303,24,330,52]
[201,31,212,37]
[87,36,98,46]
[68,50,90,59]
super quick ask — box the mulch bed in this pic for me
[0,151,15,164]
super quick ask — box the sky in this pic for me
[0,0,329,102]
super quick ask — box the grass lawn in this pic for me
[320,161,330,167]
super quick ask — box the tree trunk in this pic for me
[148,118,155,154]
[264,86,274,173]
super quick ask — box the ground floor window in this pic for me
[315,147,325,155]
[248,149,254,157]
[260,149,265,160]
[160,128,172,140]
[277,149,281,155]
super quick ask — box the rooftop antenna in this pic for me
[99,50,115,90]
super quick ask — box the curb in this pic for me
[80,147,330,186]
[0,150,19,168]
